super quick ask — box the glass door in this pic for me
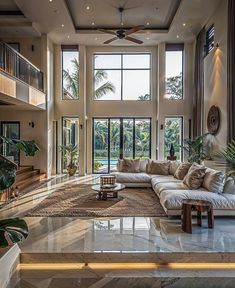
[93,118,151,174]
[1,122,20,164]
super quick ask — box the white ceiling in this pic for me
[0,0,222,46]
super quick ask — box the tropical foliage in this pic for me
[0,218,28,248]
[138,94,150,101]
[166,73,183,100]
[63,58,116,99]
[182,133,209,164]
[217,139,235,177]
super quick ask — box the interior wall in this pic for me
[203,0,228,152]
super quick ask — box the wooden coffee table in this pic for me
[181,199,214,233]
[92,183,125,200]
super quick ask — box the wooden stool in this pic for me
[181,199,214,233]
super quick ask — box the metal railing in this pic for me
[0,41,44,92]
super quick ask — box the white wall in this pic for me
[203,0,228,152]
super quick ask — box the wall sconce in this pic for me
[80,124,83,130]
[29,121,35,128]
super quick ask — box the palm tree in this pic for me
[63,58,115,99]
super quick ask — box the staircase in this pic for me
[0,166,46,202]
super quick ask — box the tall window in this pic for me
[165,44,184,100]
[205,24,215,56]
[93,53,151,100]
[164,117,183,160]
[62,45,79,100]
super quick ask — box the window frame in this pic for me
[164,116,184,161]
[205,24,215,56]
[93,52,152,101]
[165,44,184,100]
[61,45,79,100]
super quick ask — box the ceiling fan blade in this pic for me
[125,36,143,44]
[98,29,116,36]
[125,25,145,36]
[104,37,119,44]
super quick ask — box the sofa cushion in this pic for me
[151,175,181,189]
[169,161,181,176]
[111,172,151,183]
[153,182,188,196]
[139,159,149,173]
[160,189,235,210]
[223,177,235,194]
[183,164,206,189]
[174,162,191,180]
[149,160,170,175]
[202,168,225,194]
[119,159,140,173]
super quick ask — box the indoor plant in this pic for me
[0,137,40,248]
[182,133,209,164]
[60,144,79,176]
[217,139,235,177]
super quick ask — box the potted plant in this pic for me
[60,144,79,176]
[182,133,209,164]
[217,139,235,177]
[0,137,40,248]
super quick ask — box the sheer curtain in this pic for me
[193,27,205,138]
[227,0,235,143]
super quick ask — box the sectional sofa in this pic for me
[111,159,235,216]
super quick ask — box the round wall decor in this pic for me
[207,105,220,135]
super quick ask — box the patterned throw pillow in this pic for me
[120,159,140,173]
[169,161,181,176]
[223,177,235,194]
[149,161,170,175]
[183,165,206,189]
[202,168,225,194]
[174,162,191,180]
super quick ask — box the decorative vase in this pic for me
[67,164,77,176]
[170,143,175,157]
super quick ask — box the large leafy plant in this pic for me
[217,139,235,177]
[60,144,78,166]
[182,133,209,164]
[0,138,39,248]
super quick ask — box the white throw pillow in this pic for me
[139,159,149,173]
[223,177,235,194]
[202,168,225,194]
[169,161,181,176]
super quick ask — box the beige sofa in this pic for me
[111,160,235,216]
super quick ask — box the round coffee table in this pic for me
[92,183,125,200]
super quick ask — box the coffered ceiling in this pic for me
[0,0,222,46]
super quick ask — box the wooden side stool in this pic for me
[181,199,214,233]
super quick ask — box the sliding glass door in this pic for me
[93,118,151,174]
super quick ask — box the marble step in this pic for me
[20,252,235,264]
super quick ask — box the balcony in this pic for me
[0,42,46,109]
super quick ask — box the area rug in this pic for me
[26,183,166,217]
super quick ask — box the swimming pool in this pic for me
[95,159,118,165]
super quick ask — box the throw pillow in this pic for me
[202,168,225,194]
[169,161,181,175]
[120,159,140,173]
[139,159,149,173]
[223,177,235,194]
[183,165,206,189]
[174,162,191,180]
[146,159,152,174]
[150,160,170,175]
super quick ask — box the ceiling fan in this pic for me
[98,7,144,45]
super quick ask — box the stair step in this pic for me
[16,169,40,182]
[14,173,46,192]
[16,166,33,175]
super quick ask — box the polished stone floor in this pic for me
[2,175,235,287]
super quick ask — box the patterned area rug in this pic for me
[26,183,166,217]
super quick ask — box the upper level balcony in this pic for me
[0,42,46,109]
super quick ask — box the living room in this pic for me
[0,0,235,287]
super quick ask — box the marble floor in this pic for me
[2,175,235,287]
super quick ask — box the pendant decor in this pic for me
[207,105,220,135]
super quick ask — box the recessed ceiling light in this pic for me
[61,24,64,28]
[49,0,52,2]
[91,22,95,26]
[95,37,98,40]
[182,23,186,26]
[121,22,124,26]
[86,6,90,10]
[146,22,150,26]
[146,37,150,40]
[67,35,70,39]
[176,35,180,38]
